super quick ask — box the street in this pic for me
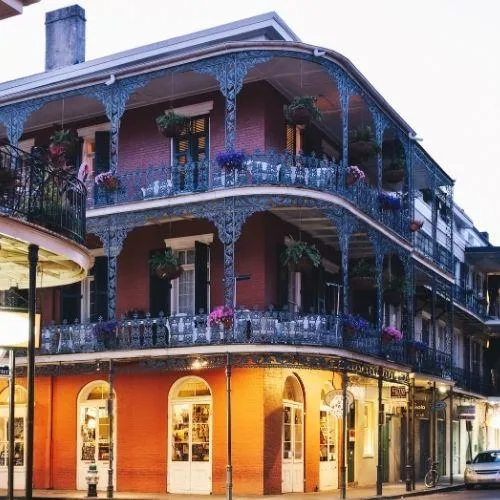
[410,488,500,499]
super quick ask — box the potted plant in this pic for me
[283,96,322,126]
[381,325,403,344]
[349,126,379,159]
[383,276,405,305]
[94,171,121,192]
[378,192,402,211]
[282,237,321,272]
[208,305,234,331]
[409,219,424,232]
[216,149,247,170]
[350,259,376,289]
[383,155,405,184]
[156,111,190,138]
[149,249,183,280]
[343,313,369,337]
[93,320,118,349]
[49,128,78,163]
[346,165,366,186]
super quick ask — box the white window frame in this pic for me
[164,234,213,316]
[76,123,111,175]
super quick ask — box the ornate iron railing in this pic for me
[453,285,487,319]
[414,231,453,274]
[90,152,408,239]
[452,366,493,396]
[42,311,407,368]
[0,145,86,244]
[408,346,452,380]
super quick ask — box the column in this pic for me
[340,365,348,499]
[376,366,383,496]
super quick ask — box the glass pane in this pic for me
[192,443,209,462]
[284,424,291,441]
[283,441,291,460]
[81,407,97,461]
[283,406,291,423]
[193,404,209,423]
[0,442,6,466]
[186,249,195,265]
[172,404,189,461]
[173,443,189,462]
[14,442,23,466]
[295,444,303,460]
[0,417,5,441]
[295,409,302,425]
[294,424,302,442]
[14,418,23,440]
[178,269,194,314]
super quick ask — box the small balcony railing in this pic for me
[453,285,487,319]
[452,366,493,396]
[414,231,453,274]
[89,152,408,238]
[0,145,86,244]
[43,311,410,369]
[408,346,452,380]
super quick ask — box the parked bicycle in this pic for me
[424,457,440,488]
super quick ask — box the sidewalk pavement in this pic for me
[0,480,464,500]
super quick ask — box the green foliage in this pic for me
[155,111,190,131]
[350,125,375,143]
[350,259,376,278]
[50,128,78,147]
[149,249,181,271]
[284,96,322,122]
[282,237,321,268]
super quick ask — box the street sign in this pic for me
[0,365,9,377]
[432,400,447,411]
[390,386,407,398]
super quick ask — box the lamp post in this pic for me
[107,359,114,499]
[25,243,38,500]
[8,349,15,500]
[225,353,232,500]
[376,366,383,496]
[340,366,348,500]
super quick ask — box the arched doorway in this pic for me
[168,376,212,494]
[282,374,304,493]
[76,381,115,491]
[0,385,27,489]
[319,383,338,490]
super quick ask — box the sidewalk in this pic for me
[0,480,464,500]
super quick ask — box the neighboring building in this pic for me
[0,4,499,495]
[0,0,40,20]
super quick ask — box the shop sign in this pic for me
[414,400,428,418]
[390,387,407,399]
[458,405,476,420]
[432,400,447,411]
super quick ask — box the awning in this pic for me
[465,246,500,273]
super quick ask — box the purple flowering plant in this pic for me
[382,325,403,343]
[378,192,402,210]
[93,320,118,344]
[215,149,246,170]
[208,305,234,326]
[347,165,366,182]
[343,313,369,333]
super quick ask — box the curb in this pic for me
[362,483,464,499]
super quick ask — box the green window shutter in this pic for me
[195,241,209,314]
[149,248,172,317]
[174,115,209,163]
[285,123,296,154]
[60,282,82,322]
[90,256,108,322]
[94,131,110,175]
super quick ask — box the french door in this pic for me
[169,401,211,493]
[319,408,338,490]
[282,403,304,492]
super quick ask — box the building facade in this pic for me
[1,5,499,496]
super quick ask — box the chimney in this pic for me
[45,5,86,71]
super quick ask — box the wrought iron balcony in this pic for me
[90,152,408,239]
[452,366,493,396]
[0,145,86,244]
[43,311,410,368]
[414,231,453,274]
[453,285,487,319]
[408,346,452,380]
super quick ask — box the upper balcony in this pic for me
[0,0,39,20]
[0,144,92,290]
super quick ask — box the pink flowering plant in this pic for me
[346,165,366,185]
[382,325,403,344]
[208,305,234,327]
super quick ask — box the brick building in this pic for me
[0,5,499,496]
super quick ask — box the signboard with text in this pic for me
[458,405,476,420]
[390,386,407,399]
[414,401,428,418]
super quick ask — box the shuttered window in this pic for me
[60,282,81,322]
[174,116,209,165]
[285,124,296,154]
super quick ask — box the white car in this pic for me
[464,450,500,488]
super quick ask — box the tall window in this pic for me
[175,249,195,314]
[421,317,431,346]
[285,123,303,155]
[0,386,27,468]
[174,116,209,164]
[363,401,374,457]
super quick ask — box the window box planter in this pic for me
[216,149,246,170]
[383,168,404,184]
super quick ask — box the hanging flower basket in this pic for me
[150,250,183,280]
[383,169,405,184]
[216,149,246,170]
[381,326,403,344]
[349,126,379,159]
[156,111,189,138]
[409,220,424,232]
[283,96,322,126]
[350,259,376,289]
[282,237,321,272]
[49,128,79,162]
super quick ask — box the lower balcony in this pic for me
[452,366,493,396]
[44,311,416,369]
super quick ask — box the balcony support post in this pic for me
[411,376,416,490]
[405,379,412,491]
[340,364,348,500]
[339,221,350,316]
[369,105,387,190]
[376,365,383,496]
[375,247,384,336]
[449,385,454,484]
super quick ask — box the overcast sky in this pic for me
[1,0,499,242]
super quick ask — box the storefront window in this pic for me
[0,386,26,468]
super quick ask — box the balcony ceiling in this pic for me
[0,0,40,20]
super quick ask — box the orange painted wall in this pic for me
[32,366,340,494]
